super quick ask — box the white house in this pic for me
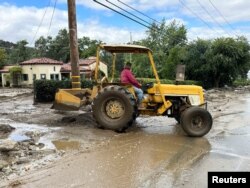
[19,58,63,86]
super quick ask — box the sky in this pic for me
[0,0,250,46]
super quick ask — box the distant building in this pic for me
[0,57,107,87]
[248,70,250,80]
[61,57,108,80]
[20,58,63,86]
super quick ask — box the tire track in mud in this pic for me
[140,137,211,187]
[213,111,244,119]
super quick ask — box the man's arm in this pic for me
[127,70,141,88]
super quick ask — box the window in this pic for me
[33,74,36,80]
[22,74,28,81]
[40,74,46,80]
[50,74,59,80]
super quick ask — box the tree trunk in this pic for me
[214,76,220,88]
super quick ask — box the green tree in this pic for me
[132,53,154,78]
[46,29,70,62]
[0,48,7,68]
[234,36,250,79]
[161,46,187,79]
[134,20,187,78]
[35,36,52,57]
[208,37,250,87]
[78,37,101,59]
[184,39,213,88]
[8,40,29,64]
[184,37,250,88]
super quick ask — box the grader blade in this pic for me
[51,89,81,111]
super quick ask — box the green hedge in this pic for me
[112,77,201,85]
[137,78,202,86]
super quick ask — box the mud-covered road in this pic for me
[0,87,250,187]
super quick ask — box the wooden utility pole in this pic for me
[67,0,81,89]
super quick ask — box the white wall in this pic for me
[21,64,62,85]
[89,62,108,76]
[1,73,10,87]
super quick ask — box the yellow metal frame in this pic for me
[147,51,172,114]
[111,53,116,82]
[94,44,173,114]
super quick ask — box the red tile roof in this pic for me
[68,57,106,66]
[62,57,106,73]
[79,57,96,66]
[0,65,18,73]
[60,63,91,73]
[19,58,63,65]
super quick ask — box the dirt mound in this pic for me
[60,112,98,127]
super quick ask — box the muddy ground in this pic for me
[0,86,250,187]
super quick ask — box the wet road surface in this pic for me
[1,92,250,187]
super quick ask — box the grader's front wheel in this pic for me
[180,107,212,137]
[92,86,136,132]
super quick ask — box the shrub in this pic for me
[34,80,59,102]
[81,79,94,88]
[233,79,250,87]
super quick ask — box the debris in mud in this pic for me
[9,180,22,187]
[77,113,97,125]
[24,131,46,142]
[61,116,76,123]
[0,124,15,133]
[60,113,97,126]
[0,130,56,180]
[0,88,33,97]
[0,140,17,152]
[0,160,8,170]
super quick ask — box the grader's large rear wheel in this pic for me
[92,85,136,132]
[180,107,212,137]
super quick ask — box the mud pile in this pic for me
[0,125,60,180]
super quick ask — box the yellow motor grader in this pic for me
[53,44,213,137]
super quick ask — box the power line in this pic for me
[117,0,161,24]
[38,0,58,57]
[179,0,220,35]
[106,0,152,26]
[196,0,231,36]
[30,0,52,46]
[208,0,237,33]
[93,0,152,30]
[47,0,58,37]
[93,0,189,43]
